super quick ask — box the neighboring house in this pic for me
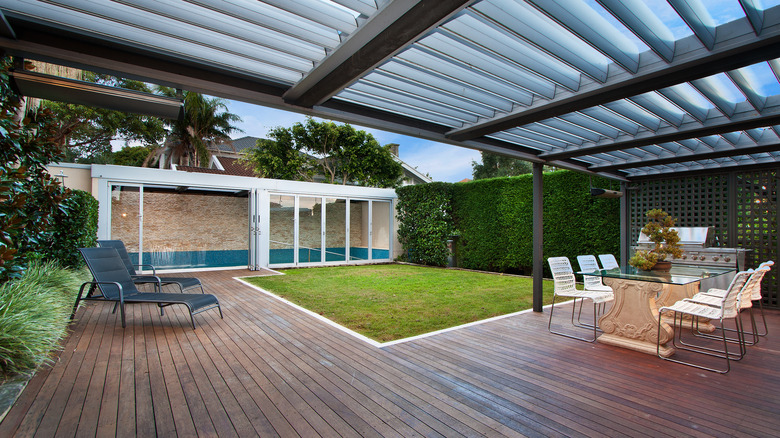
[173,136,432,186]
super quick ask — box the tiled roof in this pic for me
[177,157,256,177]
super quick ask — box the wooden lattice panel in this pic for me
[736,170,778,308]
[629,169,778,309]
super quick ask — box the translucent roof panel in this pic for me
[3,0,780,180]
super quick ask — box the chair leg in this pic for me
[754,299,769,337]
[549,296,597,342]
[70,283,90,321]
[119,301,126,328]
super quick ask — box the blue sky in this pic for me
[225,100,481,183]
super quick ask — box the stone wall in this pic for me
[111,187,248,253]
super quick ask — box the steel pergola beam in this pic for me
[539,107,780,161]
[445,15,780,142]
[283,0,474,108]
[590,142,780,172]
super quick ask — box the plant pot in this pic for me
[652,261,672,271]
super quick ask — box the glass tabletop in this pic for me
[577,265,736,285]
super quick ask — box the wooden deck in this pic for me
[1,268,779,437]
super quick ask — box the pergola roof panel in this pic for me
[2,0,780,180]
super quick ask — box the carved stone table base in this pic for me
[598,277,675,357]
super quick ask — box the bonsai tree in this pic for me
[629,209,683,270]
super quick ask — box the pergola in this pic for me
[2,0,779,310]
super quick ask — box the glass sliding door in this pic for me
[269,194,296,264]
[110,185,141,265]
[142,186,249,269]
[298,196,323,264]
[371,200,392,260]
[324,198,347,262]
[350,200,370,261]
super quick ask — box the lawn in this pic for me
[242,264,555,342]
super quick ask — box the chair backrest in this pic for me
[598,254,619,270]
[745,262,772,301]
[97,240,138,276]
[79,247,141,300]
[576,255,607,290]
[720,270,752,319]
[548,257,577,294]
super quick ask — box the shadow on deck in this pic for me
[1,268,778,437]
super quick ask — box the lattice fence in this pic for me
[629,169,778,309]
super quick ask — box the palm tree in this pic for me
[147,89,242,168]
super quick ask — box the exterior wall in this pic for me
[46,163,93,195]
[142,190,248,253]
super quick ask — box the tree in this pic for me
[243,117,404,188]
[114,145,158,167]
[471,152,532,180]
[0,57,71,282]
[148,89,242,168]
[40,71,166,162]
[240,134,316,181]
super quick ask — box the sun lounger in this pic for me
[73,247,222,329]
[97,240,204,293]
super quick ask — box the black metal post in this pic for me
[533,162,543,312]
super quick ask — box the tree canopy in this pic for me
[147,89,242,168]
[242,117,404,188]
[471,152,532,180]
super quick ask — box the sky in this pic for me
[224,100,481,183]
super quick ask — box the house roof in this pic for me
[4,1,780,180]
[177,157,256,178]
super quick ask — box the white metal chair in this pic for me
[576,255,613,294]
[548,257,613,342]
[598,254,619,270]
[576,255,613,321]
[657,270,751,373]
[688,262,772,345]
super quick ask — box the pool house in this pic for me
[51,163,398,271]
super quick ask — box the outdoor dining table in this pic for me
[578,265,735,357]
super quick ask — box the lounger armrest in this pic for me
[133,264,157,275]
[81,280,125,302]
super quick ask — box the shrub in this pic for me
[40,190,99,268]
[0,261,88,377]
[396,182,453,266]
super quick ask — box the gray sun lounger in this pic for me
[73,247,222,329]
[97,240,204,294]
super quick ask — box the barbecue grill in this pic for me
[634,226,748,290]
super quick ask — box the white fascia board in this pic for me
[91,164,396,199]
[49,162,93,169]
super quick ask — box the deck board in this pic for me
[1,268,779,437]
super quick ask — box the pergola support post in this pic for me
[533,162,543,312]
[620,181,629,267]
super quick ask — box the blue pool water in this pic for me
[131,250,248,270]
[129,247,390,269]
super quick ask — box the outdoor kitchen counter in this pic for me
[578,266,735,357]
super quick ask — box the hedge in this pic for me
[396,182,453,266]
[396,170,620,275]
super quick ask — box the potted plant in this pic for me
[629,209,683,271]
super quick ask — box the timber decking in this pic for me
[1,268,778,437]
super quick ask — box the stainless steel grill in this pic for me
[634,226,748,290]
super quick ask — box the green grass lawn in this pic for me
[242,264,555,342]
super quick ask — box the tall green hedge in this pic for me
[396,170,620,275]
[42,190,99,268]
[396,182,453,266]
